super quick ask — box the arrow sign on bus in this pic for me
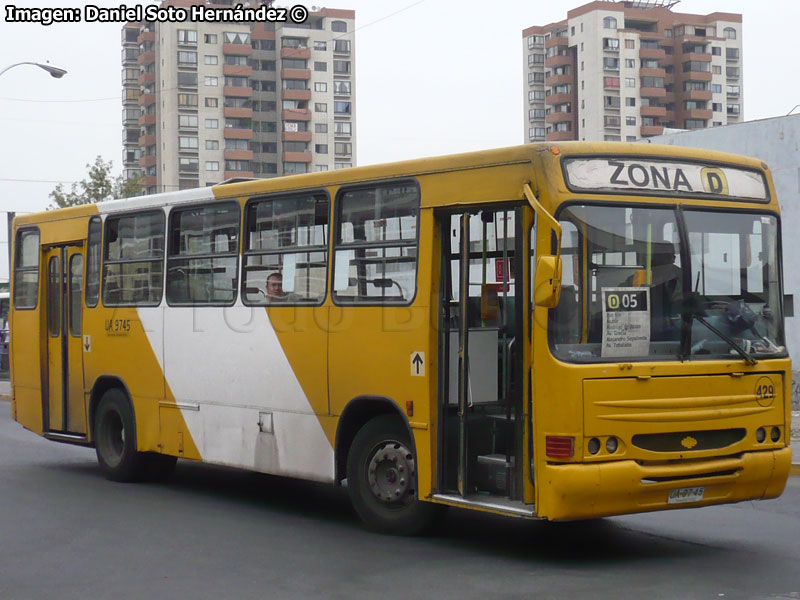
[410,352,425,377]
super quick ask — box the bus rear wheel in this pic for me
[94,388,146,482]
[346,415,437,535]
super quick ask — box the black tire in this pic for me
[94,388,146,482]
[347,415,438,535]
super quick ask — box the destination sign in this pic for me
[562,157,768,201]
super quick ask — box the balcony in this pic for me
[281,68,311,80]
[545,93,572,106]
[640,86,667,98]
[639,48,666,60]
[640,67,666,79]
[138,113,156,126]
[223,43,253,56]
[137,52,155,66]
[142,175,157,187]
[280,47,311,60]
[223,64,253,77]
[682,70,713,82]
[223,128,253,140]
[281,88,312,101]
[138,134,156,147]
[223,149,254,161]
[545,73,572,87]
[137,31,155,44]
[282,151,312,163]
[682,108,713,120]
[546,130,575,142]
[138,155,156,167]
[545,36,569,48]
[223,85,253,98]
[223,107,253,119]
[224,170,254,179]
[545,112,572,124]
[281,109,312,121]
[683,89,712,101]
[251,24,276,41]
[138,72,155,85]
[682,52,712,63]
[640,105,667,118]
[282,130,312,142]
[640,125,664,137]
[544,55,572,68]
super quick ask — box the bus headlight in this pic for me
[770,427,781,442]
[588,438,600,455]
[606,437,618,454]
[756,427,766,443]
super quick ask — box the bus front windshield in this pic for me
[549,204,785,363]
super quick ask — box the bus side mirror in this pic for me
[534,255,562,308]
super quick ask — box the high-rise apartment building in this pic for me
[522,0,742,143]
[122,1,356,194]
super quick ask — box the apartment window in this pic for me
[315,103,327,113]
[726,67,740,78]
[179,136,199,150]
[528,71,544,84]
[712,84,722,93]
[224,55,248,66]
[177,51,197,65]
[178,72,198,88]
[283,58,307,69]
[283,121,307,132]
[603,38,619,51]
[604,77,620,89]
[204,55,218,65]
[727,85,740,96]
[554,84,571,94]
[726,48,740,60]
[604,96,621,108]
[314,82,327,92]
[204,76,218,87]
[225,139,249,151]
[205,97,218,108]
[178,30,197,44]
[334,101,351,115]
[683,61,710,73]
[626,116,636,126]
[527,35,544,48]
[225,97,252,109]
[225,160,251,171]
[204,34,217,44]
[333,182,418,305]
[333,80,351,95]
[685,119,707,128]
[224,32,250,45]
[205,119,219,129]
[603,57,619,70]
[334,142,352,156]
[554,122,571,132]
[178,93,198,108]
[283,141,308,153]
[335,163,352,170]
[334,121,352,135]
[314,41,327,50]
[315,165,329,172]
[333,39,350,53]
[333,60,351,74]
[712,46,721,56]
[331,20,347,32]
[604,115,621,128]
[205,161,220,171]
[641,77,665,88]
[258,100,277,111]
[625,39,635,49]
[205,140,219,152]
[603,16,617,29]
[13,229,40,309]
[283,162,308,174]
[604,135,622,141]
[712,65,722,74]
[315,123,328,133]
[224,76,249,87]
[529,127,545,139]
[528,53,545,67]
[529,108,545,121]
[723,27,737,40]
[314,61,327,72]
[727,104,740,115]
[712,103,722,112]
[315,144,328,154]
[625,97,636,107]
[243,193,329,305]
[624,58,635,69]
[529,90,544,102]
[683,81,708,91]
[179,114,198,128]
[103,211,165,306]
[625,77,636,88]
[166,202,239,306]
[179,157,199,172]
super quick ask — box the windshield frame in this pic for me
[544,199,786,364]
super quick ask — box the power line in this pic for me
[0,178,78,184]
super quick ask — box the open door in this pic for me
[44,245,87,436]
[436,206,526,507]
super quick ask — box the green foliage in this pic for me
[48,156,143,210]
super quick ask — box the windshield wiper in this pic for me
[689,312,757,366]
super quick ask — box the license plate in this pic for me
[667,486,705,504]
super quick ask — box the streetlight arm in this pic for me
[0,61,67,78]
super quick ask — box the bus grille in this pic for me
[631,428,746,452]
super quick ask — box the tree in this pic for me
[48,156,143,209]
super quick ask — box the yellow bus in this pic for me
[10,142,792,533]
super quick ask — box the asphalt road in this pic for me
[1,402,798,600]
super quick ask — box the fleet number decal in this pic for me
[105,318,131,336]
[754,376,776,407]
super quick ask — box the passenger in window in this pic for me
[265,272,287,303]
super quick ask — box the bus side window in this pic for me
[13,229,40,310]
[85,217,101,308]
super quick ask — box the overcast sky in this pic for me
[1,0,798,281]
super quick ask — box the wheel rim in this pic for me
[98,409,125,468]
[366,439,415,506]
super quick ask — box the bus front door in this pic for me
[44,245,87,435]
[437,207,525,502]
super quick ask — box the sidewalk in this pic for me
[791,411,800,477]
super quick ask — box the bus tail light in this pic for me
[546,436,574,458]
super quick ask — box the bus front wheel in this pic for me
[346,415,437,535]
[94,388,146,482]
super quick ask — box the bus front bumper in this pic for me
[538,447,791,521]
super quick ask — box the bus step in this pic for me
[44,432,91,447]
[431,493,536,518]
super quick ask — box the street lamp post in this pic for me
[0,61,67,79]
